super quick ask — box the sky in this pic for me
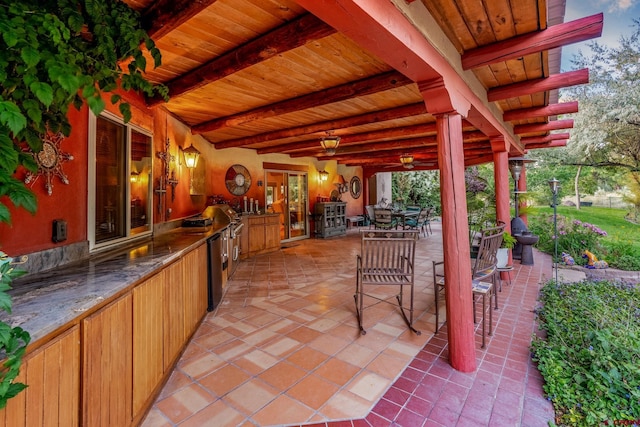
[561,0,639,70]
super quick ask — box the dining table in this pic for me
[392,210,420,228]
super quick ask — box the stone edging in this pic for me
[563,265,640,283]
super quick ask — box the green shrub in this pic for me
[532,280,640,426]
[529,214,608,264]
[602,240,640,270]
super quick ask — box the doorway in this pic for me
[265,170,309,242]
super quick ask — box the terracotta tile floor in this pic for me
[142,223,556,426]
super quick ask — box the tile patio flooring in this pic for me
[142,223,556,426]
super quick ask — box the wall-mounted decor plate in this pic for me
[225,164,251,196]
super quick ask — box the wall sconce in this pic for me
[319,170,329,182]
[130,171,140,183]
[320,131,341,156]
[400,154,414,169]
[181,144,201,169]
[333,174,348,193]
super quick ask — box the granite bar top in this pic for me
[3,225,226,345]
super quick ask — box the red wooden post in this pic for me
[437,113,477,372]
[492,141,511,230]
[518,165,529,226]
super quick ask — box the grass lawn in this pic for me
[527,205,640,247]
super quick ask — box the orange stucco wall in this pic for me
[0,106,89,255]
[0,97,363,258]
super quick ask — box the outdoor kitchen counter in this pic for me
[3,224,227,346]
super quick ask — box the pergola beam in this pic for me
[503,102,579,122]
[193,71,412,133]
[514,119,574,134]
[462,14,603,69]
[488,69,589,102]
[148,14,336,106]
[526,140,567,149]
[522,132,570,144]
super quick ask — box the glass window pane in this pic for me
[130,130,152,234]
[95,117,126,243]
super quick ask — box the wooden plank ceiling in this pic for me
[124,0,600,172]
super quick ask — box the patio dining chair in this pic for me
[403,208,430,237]
[372,208,398,230]
[354,229,420,335]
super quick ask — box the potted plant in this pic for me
[497,231,516,268]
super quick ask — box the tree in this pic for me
[553,21,640,202]
[0,0,168,226]
[392,170,441,212]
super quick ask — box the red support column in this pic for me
[518,166,529,226]
[437,113,477,372]
[491,139,511,231]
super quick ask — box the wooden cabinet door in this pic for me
[0,325,80,427]
[182,244,208,338]
[265,215,281,250]
[163,259,186,369]
[248,217,266,253]
[83,295,133,427]
[132,273,164,417]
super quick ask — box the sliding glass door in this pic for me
[265,170,309,241]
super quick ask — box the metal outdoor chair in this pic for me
[372,208,398,230]
[404,208,430,237]
[432,223,504,347]
[354,229,420,335]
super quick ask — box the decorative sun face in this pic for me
[24,132,73,196]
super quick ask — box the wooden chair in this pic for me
[354,230,420,335]
[372,208,398,230]
[471,224,504,309]
[432,224,504,347]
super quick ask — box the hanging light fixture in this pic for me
[181,144,201,169]
[400,154,414,169]
[320,131,341,155]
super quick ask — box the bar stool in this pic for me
[497,265,514,291]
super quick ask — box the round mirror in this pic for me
[349,176,362,199]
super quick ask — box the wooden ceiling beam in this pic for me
[320,147,437,162]
[320,140,489,162]
[148,14,336,106]
[257,123,438,154]
[465,154,495,167]
[462,14,603,69]
[193,71,413,133]
[142,0,218,40]
[503,102,579,122]
[290,136,436,158]
[522,132,570,144]
[214,103,427,149]
[514,119,574,134]
[488,69,589,102]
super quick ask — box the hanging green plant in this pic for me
[0,0,168,225]
[0,0,168,406]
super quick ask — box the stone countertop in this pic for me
[3,225,226,345]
